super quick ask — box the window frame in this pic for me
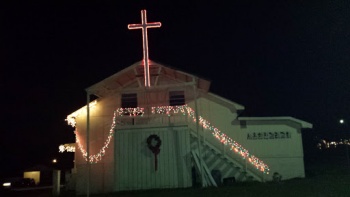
[121,93,138,108]
[169,90,185,106]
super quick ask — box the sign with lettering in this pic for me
[247,132,291,140]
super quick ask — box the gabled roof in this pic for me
[86,60,211,97]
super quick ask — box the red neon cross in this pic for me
[128,10,161,88]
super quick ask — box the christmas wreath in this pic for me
[147,134,162,171]
[147,134,161,154]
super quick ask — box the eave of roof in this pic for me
[85,60,211,97]
[204,92,245,112]
[238,116,313,129]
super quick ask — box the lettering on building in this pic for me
[247,132,291,140]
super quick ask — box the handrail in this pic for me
[189,129,263,182]
[115,105,270,175]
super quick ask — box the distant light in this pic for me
[3,182,11,187]
[340,119,345,124]
[52,159,57,163]
[59,144,75,153]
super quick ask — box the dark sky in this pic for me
[1,1,350,176]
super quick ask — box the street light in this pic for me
[340,119,350,171]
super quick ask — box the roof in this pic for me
[205,92,245,112]
[238,116,313,129]
[24,164,53,172]
[86,60,211,97]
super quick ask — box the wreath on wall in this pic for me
[147,134,161,154]
[147,134,162,171]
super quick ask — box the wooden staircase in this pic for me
[189,129,264,186]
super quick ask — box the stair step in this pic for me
[222,166,235,178]
[189,128,263,183]
[218,161,229,172]
[208,157,222,171]
[206,154,220,169]
[203,151,216,162]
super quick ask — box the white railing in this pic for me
[115,113,189,127]
[115,105,270,176]
[115,105,191,127]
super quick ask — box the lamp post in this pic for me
[340,119,350,170]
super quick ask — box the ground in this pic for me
[2,148,350,197]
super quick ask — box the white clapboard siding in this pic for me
[115,126,192,191]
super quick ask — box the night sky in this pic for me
[1,1,349,177]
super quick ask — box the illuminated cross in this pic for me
[128,9,161,88]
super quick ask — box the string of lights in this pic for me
[116,107,145,116]
[66,103,270,173]
[152,105,270,174]
[317,139,350,149]
[74,111,117,163]
[65,100,97,127]
[59,144,76,153]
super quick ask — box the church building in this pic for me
[64,10,312,195]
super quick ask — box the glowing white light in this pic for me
[59,145,65,153]
[3,182,11,187]
[72,104,270,172]
[75,111,117,163]
[116,107,145,116]
[59,144,75,153]
[340,119,344,124]
[151,105,270,173]
[317,138,350,149]
[66,100,97,127]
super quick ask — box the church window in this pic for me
[121,93,138,108]
[169,91,185,106]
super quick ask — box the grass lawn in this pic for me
[64,174,349,197]
[62,151,350,197]
[52,147,350,197]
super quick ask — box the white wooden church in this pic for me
[64,10,312,195]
